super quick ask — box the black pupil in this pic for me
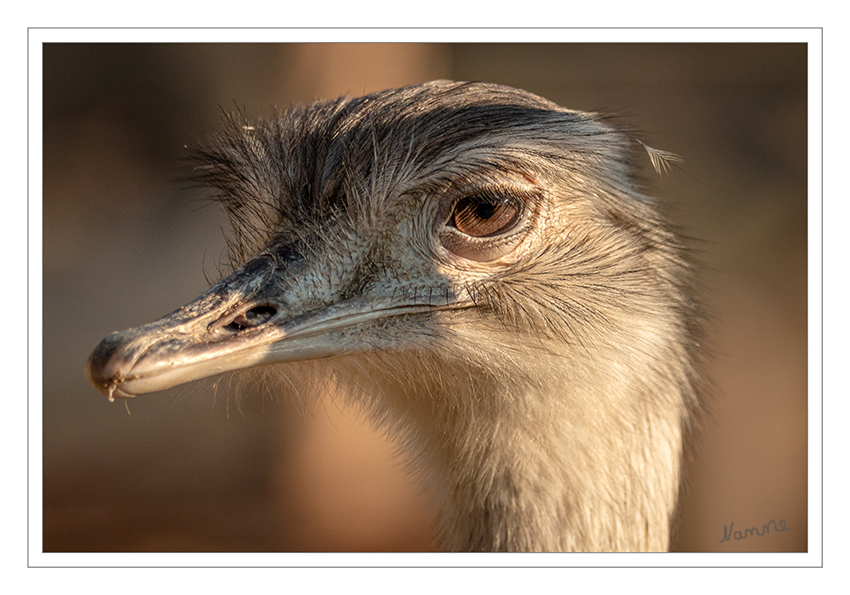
[475,201,497,220]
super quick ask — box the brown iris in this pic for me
[451,193,522,238]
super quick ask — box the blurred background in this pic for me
[42,43,808,553]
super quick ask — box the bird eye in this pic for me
[438,187,536,263]
[451,193,522,237]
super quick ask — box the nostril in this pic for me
[245,305,277,323]
[223,305,278,332]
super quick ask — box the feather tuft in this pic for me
[636,139,684,176]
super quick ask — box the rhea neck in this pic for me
[341,342,685,553]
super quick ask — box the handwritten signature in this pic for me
[720,519,792,543]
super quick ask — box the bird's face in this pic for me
[86,81,643,400]
[86,167,547,399]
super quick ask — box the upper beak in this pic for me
[85,254,433,400]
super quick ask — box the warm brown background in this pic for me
[42,43,808,553]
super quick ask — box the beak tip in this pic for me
[85,332,131,399]
[84,356,111,398]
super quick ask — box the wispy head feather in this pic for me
[636,139,684,176]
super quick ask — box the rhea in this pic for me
[86,81,704,552]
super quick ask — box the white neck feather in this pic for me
[337,337,686,552]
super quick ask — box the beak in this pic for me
[85,254,434,400]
